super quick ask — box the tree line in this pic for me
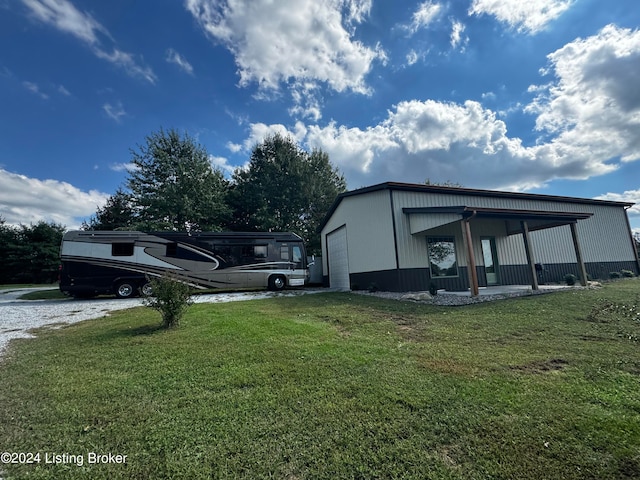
[0,220,65,284]
[0,129,346,284]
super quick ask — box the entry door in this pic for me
[481,237,499,286]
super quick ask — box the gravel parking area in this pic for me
[0,287,327,360]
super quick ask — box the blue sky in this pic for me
[1,0,639,233]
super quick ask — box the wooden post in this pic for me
[520,221,539,291]
[570,222,588,286]
[462,219,479,297]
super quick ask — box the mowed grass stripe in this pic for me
[1,281,639,479]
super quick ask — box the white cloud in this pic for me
[209,155,235,176]
[232,24,638,192]
[102,102,126,122]
[0,168,109,228]
[527,25,640,164]
[185,0,385,97]
[166,48,194,75]
[469,0,574,34]
[57,84,71,96]
[595,190,640,216]
[22,80,49,99]
[406,50,419,66]
[408,1,442,34]
[109,162,137,173]
[21,0,156,83]
[241,87,633,192]
[232,121,309,154]
[450,20,467,50]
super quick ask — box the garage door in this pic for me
[327,226,350,290]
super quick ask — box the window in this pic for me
[112,243,134,257]
[292,246,302,263]
[280,245,289,261]
[166,243,178,257]
[254,245,268,259]
[427,237,458,277]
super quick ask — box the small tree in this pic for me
[143,273,193,328]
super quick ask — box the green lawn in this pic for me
[1,281,639,479]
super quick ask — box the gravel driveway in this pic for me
[0,287,327,360]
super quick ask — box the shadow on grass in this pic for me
[93,323,168,343]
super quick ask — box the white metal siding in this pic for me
[327,226,350,290]
[391,190,635,268]
[321,190,396,275]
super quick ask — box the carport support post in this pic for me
[462,219,479,297]
[520,221,539,291]
[570,222,588,287]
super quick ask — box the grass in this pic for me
[0,284,64,301]
[0,281,639,479]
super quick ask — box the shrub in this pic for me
[428,282,438,296]
[564,274,577,286]
[609,271,622,279]
[368,282,379,293]
[143,273,194,328]
[621,269,635,278]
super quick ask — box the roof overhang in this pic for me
[403,206,594,236]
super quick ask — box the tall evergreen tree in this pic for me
[83,188,134,231]
[230,133,346,254]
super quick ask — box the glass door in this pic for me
[481,237,499,286]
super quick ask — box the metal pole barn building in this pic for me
[320,182,640,294]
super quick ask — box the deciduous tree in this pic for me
[229,134,346,253]
[88,128,230,232]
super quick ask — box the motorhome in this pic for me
[59,230,309,298]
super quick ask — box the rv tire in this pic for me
[115,281,136,299]
[268,275,286,291]
[140,282,154,297]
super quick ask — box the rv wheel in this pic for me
[140,282,154,296]
[115,281,136,299]
[268,275,286,291]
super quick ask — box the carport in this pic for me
[403,206,594,296]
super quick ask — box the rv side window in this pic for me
[112,243,134,257]
[280,245,289,261]
[166,243,178,257]
[292,246,302,263]
[254,245,268,259]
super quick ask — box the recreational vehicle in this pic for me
[59,231,310,298]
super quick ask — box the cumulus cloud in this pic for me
[166,48,194,75]
[469,0,574,34]
[222,23,640,195]
[238,89,631,193]
[208,155,236,176]
[595,190,640,216]
[0,169,109,228]
[20,0,156,83]
[185,0,385,117]
[306,100,542,190]
[527,25,640,164]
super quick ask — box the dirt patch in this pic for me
[510,358,568,374]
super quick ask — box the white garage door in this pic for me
[327,226,350,290]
